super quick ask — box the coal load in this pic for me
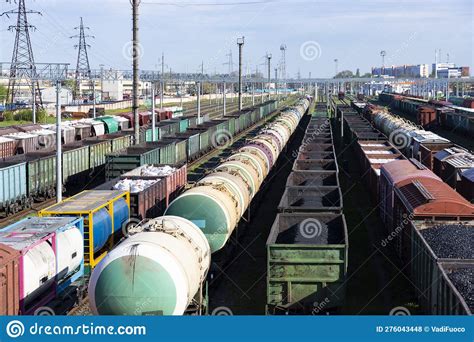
[421,224,474,259]
[447,268,474,311]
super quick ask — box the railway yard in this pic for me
[1,4,474,342]
[1,89,473,317]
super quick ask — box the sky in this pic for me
[0,0,472,78]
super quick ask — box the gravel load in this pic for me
[421,224,474,259]
[275,220,344,245]
[139,165,176,177]
[113,178,159,193]
[447,268,474,311]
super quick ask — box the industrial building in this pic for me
[433,63,470,78]
[371,64,430,78]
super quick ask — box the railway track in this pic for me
[0,199,56,228]
[67,97,296,316]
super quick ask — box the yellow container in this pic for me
[39,190,130,270]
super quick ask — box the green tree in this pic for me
[362,72,372,78]
[334,70,354,79]
[0,85,7,104]
[201,82,215,94]
[62,79,76,91]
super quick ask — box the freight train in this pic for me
[357,102,474,202]
[0,99,288,315]
[87,98,311,316]
[0,100,279,216]
[266,106,348,315]
[334,97,474,315]
[378,92,474,136]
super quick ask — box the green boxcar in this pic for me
[256,106,264,121]
[0,160,28,212]
[198,129,210,153]
[272,100,278,112]
[224,115,239,134]
[25,153,56,198]
[95,116,119,134]
[174,139,187,164]
[250,109,258,125]
[161,138,186,165]
[146,141,176,165]
[108,134,133,152]
[161,120,180,136]
[244,111,252,128]
[187,117,198,128]
[105,144,161,180]
[120,128,146,144]
[266,213,348,315]
[189,128,210,153]
[234,116,241,134]
[201,122,218,141]
[145,128,160,142]
[62,144,90,182]
[188,133,201,159]
[6,153,56,199]
[214,120,229,137]
[175,132,200,160]
[177,118,189,132]
[227,117,236,136]
[156,122,171,138]
[82,139,112,169]
[239,113,245,130]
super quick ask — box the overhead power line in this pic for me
[141,0,277,6]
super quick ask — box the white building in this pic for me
[41,86,73,105]
[102,80,152,101]
[432,63,469,78]
[372,64,429,78]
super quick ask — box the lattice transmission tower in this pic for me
[223,49,234,75]
[71,17,94,99]
[1,0,42,107]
